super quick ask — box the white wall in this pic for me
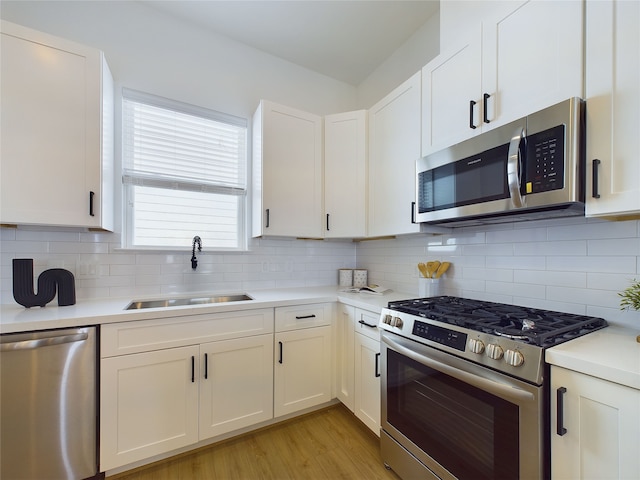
[0,0,358,117]
[357,217,640,329]
[356,11,439,108]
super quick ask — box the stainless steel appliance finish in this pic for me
[379,296,607,480]
[1,327,98,479]
[416,97,585,226]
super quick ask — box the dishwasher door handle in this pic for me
[0,332,89,351]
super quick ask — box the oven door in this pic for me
[381,330,544,480]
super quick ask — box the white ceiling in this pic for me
[142,0,439,85]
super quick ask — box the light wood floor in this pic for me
[110,404,401,480]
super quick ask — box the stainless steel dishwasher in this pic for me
[1,326,98,479]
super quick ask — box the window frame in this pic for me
[120,88,249,252]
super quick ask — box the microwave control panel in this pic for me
[523,124,565,194]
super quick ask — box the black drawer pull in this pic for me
[411,201,416,224]
[326,213,330,231]
[375,353,381,378]
[556,386,567,436]
[278,341,283,364]
[469,100,477,129]
[191,356,195,383]
[358,319,377,329]
[295,314,316,320]
[266,208,270,228]
[204,353,208,380]
[592,159,601,199]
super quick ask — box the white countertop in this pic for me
[546,326,640,390]
[0,286,412,334]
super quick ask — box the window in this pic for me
[122,89,248,250]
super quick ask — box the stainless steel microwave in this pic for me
[416,98,585,227]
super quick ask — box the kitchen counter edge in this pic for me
[0,286,411,334]
[545,326,640,390]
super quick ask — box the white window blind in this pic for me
[122,89,248,250]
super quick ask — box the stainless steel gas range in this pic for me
[378,296,607,480]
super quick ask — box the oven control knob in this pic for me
[486,343,504,360]
[391,316,404,328]
[505,349,525,367]
[383,314,393,325]
[468,338,485,354]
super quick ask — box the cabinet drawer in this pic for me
[275,303,333,332]
[101,308,274,357]
[354,308,380,341]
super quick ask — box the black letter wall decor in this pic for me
[12,258,76,308]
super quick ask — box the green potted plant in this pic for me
[618,279,640,343]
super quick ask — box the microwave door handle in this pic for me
[507,127,526,208]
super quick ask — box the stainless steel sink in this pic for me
[125,294,253,310]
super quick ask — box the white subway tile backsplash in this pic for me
[587,237,640,256]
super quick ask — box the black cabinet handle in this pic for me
[556,387,567,436]
[266,208,270,228]
[411,201,416,224]
[469,100,477,129]
[358,319,377,329]
[191,356,195,383]
[592,159,601,199]
[204,353,208,380]
[89,191,95,216]
[375,353,381,378]
[483,93,491,124]
[278,341,283,364]
[295,314,316,320]
[326,213,330,231]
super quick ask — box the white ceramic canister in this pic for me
[353,269,368,288]
[339,269,353,287]
[418,278,440,297]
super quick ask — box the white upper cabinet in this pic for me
[422,29,483,153]
[585,0,640,218]
[0,20,114,230]
[423,0,583,155]
[324,110,367,238]
[368,71,422,237]
[252,100,323,238]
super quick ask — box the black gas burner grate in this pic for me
[388,296,608,347]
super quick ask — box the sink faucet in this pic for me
[191,236,202,270]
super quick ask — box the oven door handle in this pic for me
[383,335,535,403]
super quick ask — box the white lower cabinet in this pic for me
[550,366,640,479]
[335,304,356,411]
[353,308,381,435]
[100,309,274,471]
[101,345,200,470]
[198,335,274,439]
[274,303,333,418]
[335,305,382,435]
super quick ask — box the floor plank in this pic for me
[109,404,400,480]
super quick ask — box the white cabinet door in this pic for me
[422,32,482,155]
[0,20,114,230]
[354,332,381,436]
[368,72,422,237]
[324,110,367,238]
[335,304,355,411]
[551,366,640,479]
[481,0,583,130]
[100,345,199,471]
[199,334,273,440]
[585,0,640,218]
[274,325,332,417]
[252,100,323,238]
[423,1,583,154]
